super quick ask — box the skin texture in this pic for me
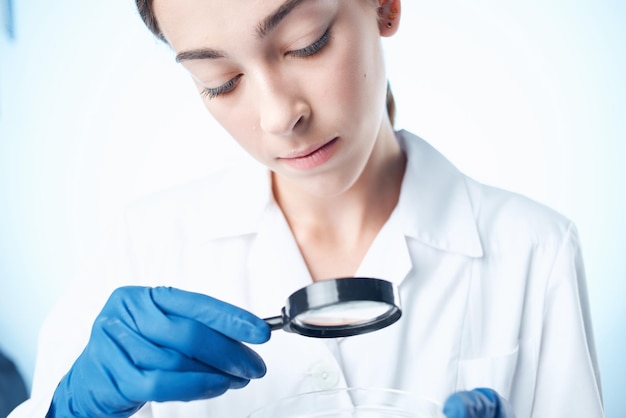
[152,0,406,280]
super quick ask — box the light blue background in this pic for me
[1,1,624,416]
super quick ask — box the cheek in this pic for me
[320,31,387,123]
[201,96,262,155]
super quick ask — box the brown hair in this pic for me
[135,0,396,125]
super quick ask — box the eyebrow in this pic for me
[175,0,306,63]
[176,48,224,63]
[257,0,306,39]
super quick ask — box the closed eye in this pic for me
[199,26,332,99]
[200,74,243,100]
[286,27,332,58]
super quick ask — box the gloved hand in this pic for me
[443,388,516,418]
[46,286,270,417]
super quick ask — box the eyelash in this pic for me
[201,74,243,100]
[200,27,332,100]
[287,27,332,58]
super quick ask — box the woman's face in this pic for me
[153,0,394,196]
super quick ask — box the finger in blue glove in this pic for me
[47,286,271,418]
[443,387,516,418]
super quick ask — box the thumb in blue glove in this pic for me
[46,286,271,417]
[443,388,516,418]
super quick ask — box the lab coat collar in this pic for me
[181,157,273,245]
[184,131,483,259]
[395,130,484,258]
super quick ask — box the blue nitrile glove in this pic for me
[47,286,270,418]
[443,388,516,418]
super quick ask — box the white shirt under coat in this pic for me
[9,131,604,417]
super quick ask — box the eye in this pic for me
[286,27,332,58]
[200,74,243,100]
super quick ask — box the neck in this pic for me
[272,123,406,281]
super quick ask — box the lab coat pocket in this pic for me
[456,345,519,400]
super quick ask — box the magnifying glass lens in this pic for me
[264,277,402,338]
[293,300,393,327]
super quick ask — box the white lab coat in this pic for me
[10,131,603,417]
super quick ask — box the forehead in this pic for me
[153,0,317,50]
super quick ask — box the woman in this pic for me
[10,0,603,417]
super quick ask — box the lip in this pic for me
[278,137,339,170]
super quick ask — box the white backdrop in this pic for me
[1,0,624,416]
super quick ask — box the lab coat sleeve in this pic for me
[7,283,109,418]
[529,222,604,417]
[7,209,153,418]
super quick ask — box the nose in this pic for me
[257,71,310,136]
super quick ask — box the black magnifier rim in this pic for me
[281,277,402,338]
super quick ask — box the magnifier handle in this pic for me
[263,315,284,331]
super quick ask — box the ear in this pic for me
[377,0,401,37]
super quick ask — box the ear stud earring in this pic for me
[380,0,398,28]
[386,10,397,28]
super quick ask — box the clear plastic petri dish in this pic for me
[247,387,445,418]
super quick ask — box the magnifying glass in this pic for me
[263,277,402,338]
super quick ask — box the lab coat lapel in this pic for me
[246,200,313,319]
[355,207,413,286]
[244,197,350,405]
[395,130,483,258]
[177,158,314,316]
[355,131,485,286]
[179,159,270,246]
[337,132,484,394]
